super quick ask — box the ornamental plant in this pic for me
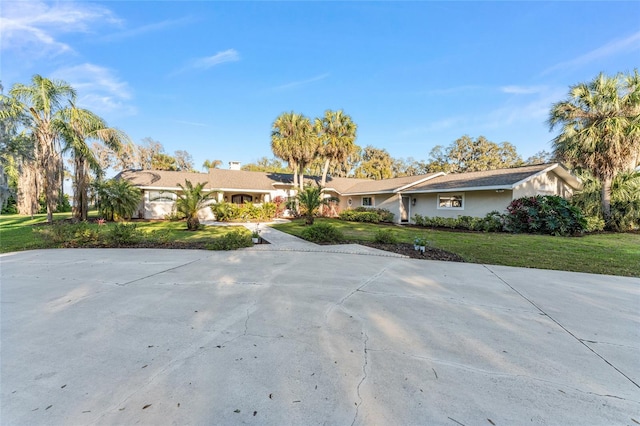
[504,195,586,236]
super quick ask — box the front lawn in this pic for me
[0,213,250,253]
[272,219,640,277]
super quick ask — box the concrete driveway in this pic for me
[1,248,639,425]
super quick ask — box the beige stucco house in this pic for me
[117,163,581,223]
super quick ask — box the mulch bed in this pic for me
[355,242,465,262]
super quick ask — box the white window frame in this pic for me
[148,191,177,203]
[437,193,464,210]
[361,196,374,207]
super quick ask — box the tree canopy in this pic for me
[549,70,640,223]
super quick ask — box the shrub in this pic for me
[261,202,277,220]
[211,202,239,222]
[479,211,505,232]
[207,229,252,250]
[584,216,606,233]
[339,210,380,223]
[504,195,586,236]
[374,228,397,244]
[341,207,395,223]
[105,222,143,245]
[301,223,344,243]
[238,203,261,221]
[34,222,101,247]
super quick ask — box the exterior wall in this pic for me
[513,171,574,199]
[409,190,514,220]
[336,193,403,223]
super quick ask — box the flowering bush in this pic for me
[504,195,586,236]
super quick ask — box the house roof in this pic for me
[115,170,211,189]
[337,173,443,195]
[116,163,581,195]
[404,163,582,193]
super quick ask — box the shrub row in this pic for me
[210,202,278,222]
[413,213,504,232]
[414,196,589,236]
[34,222,154,247]
[339,207,395,223]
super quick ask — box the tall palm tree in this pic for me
[55,104,130,221]
[0,75,76,222]
[315,110,357,186]
[271,112,319,189]
[549,70,640,223]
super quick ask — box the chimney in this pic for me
[229,161,241,170]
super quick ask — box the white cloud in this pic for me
[101,16,194,42]
[269,73,330,91]
[542,31,640,76]
[172,49,240,75]
[51,64,136,116]
[0,0,120,56]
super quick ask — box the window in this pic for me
[437,194,464,209]
[148,191,176,202]
[362,196,373,207]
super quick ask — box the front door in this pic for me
[401,196,410,223]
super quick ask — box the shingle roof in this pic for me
[207,169,294,190]
[405,164,573,192]
[338,173,442,194]
[115,170,210,189]
[116,163,581,194]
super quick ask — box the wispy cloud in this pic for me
[542,31,640,76]
[0,0,120,56]
[101,16,195,42]
[269,73,330,91]
[172,49,240,75]
[500,85,547,95]
[51,64,136,116]
[482,87,567,129]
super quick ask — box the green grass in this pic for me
[0,213,247,253]
[2,214,639,277]
[273,218,640,277]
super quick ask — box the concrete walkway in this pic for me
[211,221,408,258]
[1,248,638,425]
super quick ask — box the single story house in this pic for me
[116,163,582,223]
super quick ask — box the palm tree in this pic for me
[202,159,222,171]
[0,75,76,222]
[271,112,319,189]
[55,104,130,221]
[315,110,357,186]
[153,180,217,230]
[549,70,640,223]
[296,185,337,225]
[92,178,142,221]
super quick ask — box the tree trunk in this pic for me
[40,134,59,223]
[292,163,299,188]
[72,156,89,221]
[17,160,40,217]
[321,158,330,188]
[601,176,612,225]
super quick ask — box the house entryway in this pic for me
[401,195,410,223]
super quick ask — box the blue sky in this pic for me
[2,1,639,171]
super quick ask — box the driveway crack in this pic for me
[351,331,369,426]
[483,265,640,391]
[115,258,203,286]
